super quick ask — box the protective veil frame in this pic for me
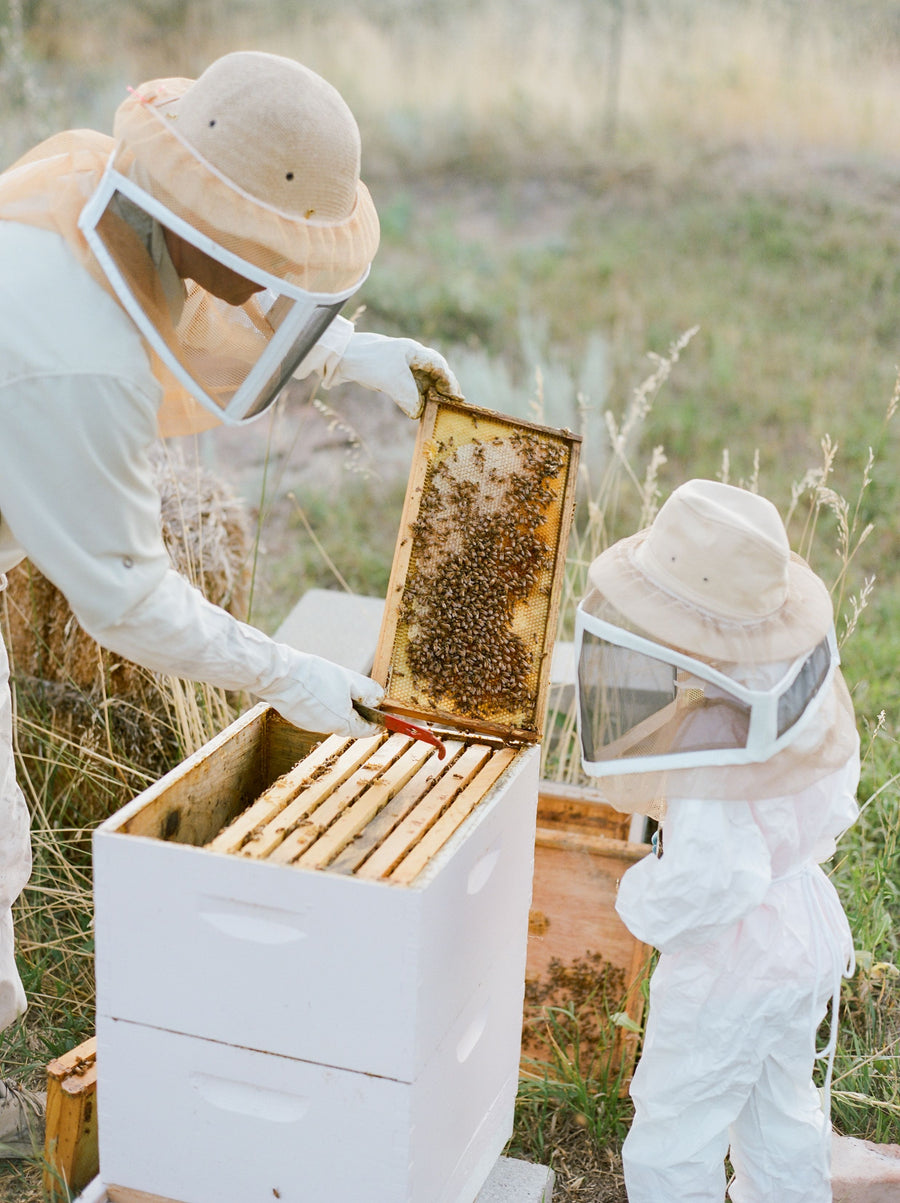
[575,605,839,778]
[77,162,368,425]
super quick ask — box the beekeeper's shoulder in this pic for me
[0,221,158,400]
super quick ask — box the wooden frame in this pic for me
[44,1036,99,1198]
[371,394,581,743]
[524,782,653,1087]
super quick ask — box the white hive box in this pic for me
[91,396,580,1203]
[93,708,539,1080]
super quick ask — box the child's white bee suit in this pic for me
[575,479,860,1203]
[617,734,858,1202]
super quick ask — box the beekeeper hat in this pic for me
[76,52,382,428]
[113,50,379,293]
[575,479,858,816]
[586,478,834,665]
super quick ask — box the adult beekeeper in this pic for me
[575,479,860,1203]
[0,50,462,1154]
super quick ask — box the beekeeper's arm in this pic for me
[296,315,463,419]
[0,373,382,738]
[615,797,772,954]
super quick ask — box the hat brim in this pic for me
[115,79,379,294]
[587,527,835,664]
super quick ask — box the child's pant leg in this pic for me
[622,969,759,1202]
[727,1020,831,1203]
[623,1107,731,1203]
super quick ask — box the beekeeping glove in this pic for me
[256,650,386,739]
[322,330,463,419]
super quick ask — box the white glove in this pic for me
[324,331,463,419]
[256,653,386,739]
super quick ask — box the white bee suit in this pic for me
[617,750,860,1203]
[0,612,29,1031]
[574,480,862,1203]
[0,221,390,1026]
[0,222,383,729]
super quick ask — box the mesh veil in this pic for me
[577,592,859,818]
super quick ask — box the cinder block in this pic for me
[831,1133,900,1202]
[273,588,385,674]
[75,1155,554,1203]
[477,1156,554,1201]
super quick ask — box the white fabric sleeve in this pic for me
[615,797,772,955]
[0,372,167,632]
[91,569,384,736]
[809,751,861,863]
[0,372,383,736]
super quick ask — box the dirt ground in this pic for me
[542,1119,629,1203]
[190,374,419,518]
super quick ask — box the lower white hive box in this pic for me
[92,704,540,1203]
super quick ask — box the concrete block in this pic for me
[74,1156,555,1203]
[477,1156,554,1202]
[273,589,385,675]
[832,1133,900,1202]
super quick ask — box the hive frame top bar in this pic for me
[372,393,581,744]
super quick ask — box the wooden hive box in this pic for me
[90,396,581,1203]
[44,1036,99,1199]
[524,781,652,1086]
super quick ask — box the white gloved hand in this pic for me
[257,653,386,738]
[325,331,463,419]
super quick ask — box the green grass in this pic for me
[360,161,900,557]
[247,474,409,634]
[831,715,900,1142]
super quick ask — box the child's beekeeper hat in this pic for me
[78,51,380,427]
[575,479,859,815]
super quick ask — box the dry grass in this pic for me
[201,3,900,165]
[535,1116,628,1203]
[6,2,900,170]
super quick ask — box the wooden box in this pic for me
[91,397,581,1203]
[44,1036,99,1199]
[524,782,652,1083]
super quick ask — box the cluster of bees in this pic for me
[399,429,566,724]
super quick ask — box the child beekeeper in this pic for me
[575,478,860,1203]
[0,51,461,1154]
